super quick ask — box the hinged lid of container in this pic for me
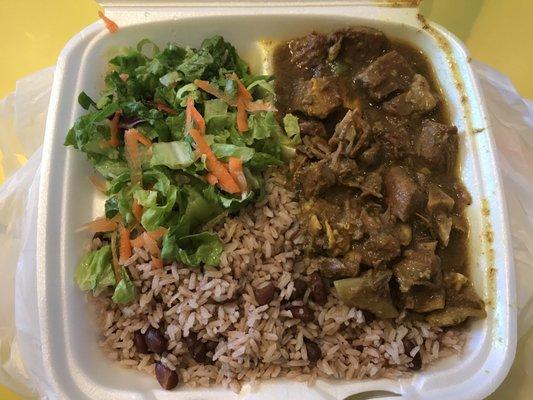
[97,0,421,27]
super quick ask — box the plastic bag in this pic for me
[0,62,532,398]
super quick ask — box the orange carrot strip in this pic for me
[236,98,248,132]
[89,174,107,193]
[234,74,253,103]
[110,231,120,281]
[132,199,143,222]
[155,101,177,115]
[98,11,119,33]
[127,128,152,147]
[189,129,240,194]
[194,79,236,105]
[205,173,219,185]
[147,227,168,241]
[124,128,151,184]
[119,226,132,264]
[78,217,117,233]
[186,98,206,135]
[130,235,144,248]
[228,157,248,193]
[109,110,122,147]
[245,101,277,112]
[151,256,163,270]
[142,232,160,256]
[231,74,252,132]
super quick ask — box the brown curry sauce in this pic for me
[271,27,485,326]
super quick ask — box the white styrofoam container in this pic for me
[36,2,517,399]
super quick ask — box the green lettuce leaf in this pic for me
[74,245,116,294]
[211,143,254,162]
[112,266,137,304]
[94,159,129,180]
[140,185,177,231]
[167,232,224,267]
[283,113,301,142]
[150,141,195,169]
[177,48,214,82]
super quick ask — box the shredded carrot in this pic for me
[132,199,143,222]
[78,217,117,233]
[130,234,144,248]
[126,128,152,147]
[124,128,151,184]
[236,98,249,132]
[186,98,206,134]
[228,157,248,193]
[194,77,275,113]
[233,73,253,132]
[189,129,240,194]
[98,11,119,33]
[147,227,168,241]
[244,101,277,112]
[151,256,163,270]
[205,173,219,185]
[118,226,132,264]
[194,79,235,105]
[89,174,107,193]
[142,232,160,256]
[110,231,120,281]
[109,110,122,147]
[234,74,253,103]
[155,101,178,115]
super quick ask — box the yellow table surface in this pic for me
[0,0,531,399]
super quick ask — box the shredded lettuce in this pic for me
[150,141,195,169]
[112,267,137,304]
[74,245,116,295]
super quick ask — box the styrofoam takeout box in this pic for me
[36,1,517,399]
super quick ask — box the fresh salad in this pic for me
[66,36,300,304]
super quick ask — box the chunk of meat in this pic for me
[327,27,389,67]
[383,74,438,116]
[334,269,399,318]
[362,231,401,266]
[416,120,458,172]
[403,286,445,313]
[295,159,336,197]
[371,118,412,160]
[427,185,455,214]
[357,50,415,101]
[384,166,423,222]
[288,32,328,70]
[329,110,371,160]
[291,77,342,118]
[298,119,327,138]
[359,142,381,166]
[299,135,330,160]
[393,246,441,292]
[313,255,360,278]
[331,157,359,180]
[303,196,363,255]
[427,185,455,246]
[425,280,486,327]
